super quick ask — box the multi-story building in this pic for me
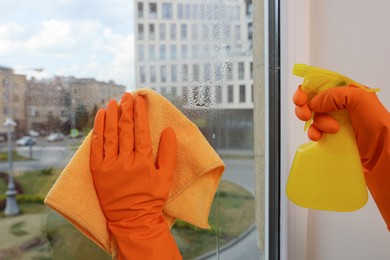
[26,76,126,133]
[0,66,27,136]
[134,0,253,149]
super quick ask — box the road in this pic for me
[1,141,262,259]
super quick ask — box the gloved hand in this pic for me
[90,92,182,259]
[293,84,390,230]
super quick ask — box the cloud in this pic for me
[0,17,134,88]
[0,0,136,88]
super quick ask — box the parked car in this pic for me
[0,136,6,142]
[16,136,36,146]
[47,133,65,142]
[27,130,40,137]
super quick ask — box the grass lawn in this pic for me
[172,180,255,259]
[0,168,255,259]
[0,150,31,162]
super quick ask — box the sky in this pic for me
[0,0,135,90]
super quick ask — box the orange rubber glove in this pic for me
[293,84,390,230]
[90,92,182,259]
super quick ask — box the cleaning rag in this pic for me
[44,88,225,257]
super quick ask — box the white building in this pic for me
[134,0,253,148]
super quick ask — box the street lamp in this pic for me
[4,117,20,216]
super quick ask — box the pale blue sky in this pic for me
[0,0,135,89]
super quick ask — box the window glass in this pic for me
[148,44,156,60]
[160,65,167,82]
[170,23,176,40]
[178,4,184,20]
[159,44,166,60]
[162,3,173,19]
[170,44,177,60]
[171,64,177,82]
[238,61,245,79]
[239,84,246,102]
[138,45,144,61]
[150,65,157,83]
[138,24,144,40]
[191,24,198,40]
[159,23,166,40]
[138,3,144,19]
[0,1,263,259]
[149,24,155,40]
[149,3,157,19]
[180,24,187,40]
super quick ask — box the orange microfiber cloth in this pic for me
[44,88,225,257]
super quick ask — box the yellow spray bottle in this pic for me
[286,64,378,212]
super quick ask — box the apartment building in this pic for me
[134,0,254,148]
[26,76,126,132]
[0,66,27,136]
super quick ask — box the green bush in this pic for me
[40,168,53,176]
[0,194,45,203]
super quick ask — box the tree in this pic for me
[75,103,89,130]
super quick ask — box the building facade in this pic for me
[134,0,253,149]
[26,76,126,134]
[0,66,27,136]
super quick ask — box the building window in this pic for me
[159,24,166,40]
[159,45,166,60]
[178,4,184,19]
[226,62,233,80]
[191,24,198,40]
[192,4,198,19]
[216,85,222,104]
[170,45,177,59]
[191,44,198,59]
[150,66,156,83]
[162,3,173,19]
[137,24,144,40]
[140,66,146,83]
[160,87,167,96]
[182,86,188,102]
[184,4,191,19]
[215,63,223,81]
[171,65,177,82]
[149,3,157,19]
[192,64,200,81]
[238,62,245,79]
[206,4,213,20]
[202,24,209,40]
[160,65,167,82]
[148,45,155,60]
[250,62,253,79]
[239,85,246,102]
[228,85,234,103]
[234,6,240,20]
[235,24,241,40]
[223,25,230,39]
[251,84,254,102]
[204,63,211,81]
[170,24,176,40]
[138,45,144,61]
[199,4,206,20]
[181,24,187,40]
[171,87,177,97]
[137,3,143,19]
[182,64,188,81]
[181,45,188,59]
[149,24,155,40]
[213,24,220,39]
[204,44,210,57]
